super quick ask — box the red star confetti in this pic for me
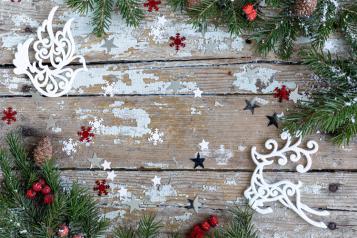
[93,179,110,196]
[143,0,161,12]
[170,33,186,52]
[2,107,17,125]
[78,126,95,143]
[274,85,291,102]
[242,3,257,22]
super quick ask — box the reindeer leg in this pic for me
[300,203,330,216]
[280,197,328,229]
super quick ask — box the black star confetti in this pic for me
[191,152,205,169]
[243,99,260,114]
[266,112,279,128]
[185,195,200,213]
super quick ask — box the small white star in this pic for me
[101,160,111,170]
[127,198,140,213]
[118,186,128,199]
[107,171,117,181]
[289,86,309,103]
[193,88,203,98]
[151,176,161,186]
[199,139,209,151]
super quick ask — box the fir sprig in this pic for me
[0,133,109,237]
[283,47,357,145]
[66,0,144,37]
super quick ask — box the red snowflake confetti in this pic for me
[274,85,291,102]
[169,33,186,52]
[2,107,17,125]
[143,0,161,12]
[78,126,95,143]
[93,179,110,196]
[242,3,257,22]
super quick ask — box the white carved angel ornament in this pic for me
[13,6,86,97]
[244,132,330,228]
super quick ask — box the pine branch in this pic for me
[92,0,114,37]
[117,0,144,27]
[214,206,258,238]
[66,0,95,14]
[167,0,187,11]
[113,214,161,238]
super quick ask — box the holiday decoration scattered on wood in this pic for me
[144,0,161,12]
[13,6,87,97]
[274,85,291,102]
[266,112,279,128]
[242,3,257,22]
[185,195,200,213]
[93,179,110,196]
[0,133,109,236]
[191,152,205,169]
[244,132,330,228]
[88,153,103,169]
[243,99,260,114]
[2,107,17,125]
[169,33,186,51]
[78,126,95,143]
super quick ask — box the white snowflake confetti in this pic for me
[149,16,168,44]
[151,176,161,186]
[89,117,104,134]
[148,128,164,145]
[62,138,78,156]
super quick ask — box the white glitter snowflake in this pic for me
[149,16,168,44]
[62,138,78,156]
[89,117,104,134]
[148,128,164,145]
[102,82,115,97]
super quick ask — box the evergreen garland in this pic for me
[0,133,109,237]
[66,0,144,37]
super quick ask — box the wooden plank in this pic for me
[57,170,357,236]
[0,96,355,170]
[0,1,350,65]
[0,60,309,96]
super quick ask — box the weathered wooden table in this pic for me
[1,1,356,237]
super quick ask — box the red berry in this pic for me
[25,189,37,199]
[242,3,254,15]
[57,224,69,237]
[189,225,205,238]
[32,181,43,192]
[41,185,52,195]
[207,215,219,227]
[200,221,211,231]
[43,194,54,205]
[72,234,84,238]
[38,178,46,186]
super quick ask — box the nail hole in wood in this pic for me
[328,222,337,230]
[329,183,339,193]
[24,26,33,33]
[245,39,252,44]
[21,85,32,93]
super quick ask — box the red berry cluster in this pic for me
[242,3,257,22]
[187,215,219,238]
[25,178,54,205]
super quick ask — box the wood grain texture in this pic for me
[0,0,350,65]
[58,170,357,237]
[0,60,309,96]
[0,0,356,237]
[0,96,355,170]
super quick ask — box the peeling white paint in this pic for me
[225,177,237,185]
[103,210,126,220]
[144,162,169,169]
[51,127,62,133]
[145,184,177,203]
[174,212,192,222]
[233,66,296,93]
[238,144,247,152]
[202,185,217,192]
[214,145,233,165]
[11,15,39,28]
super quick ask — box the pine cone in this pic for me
[187,0,200,8]
[294,0,318,17]
[33,137,53,166]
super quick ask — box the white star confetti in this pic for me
[151,176,161,186]
[193,88,203,98]
[289,86,309,103]
[107,171,117,181]
[101,160,112,170]
[199,139,209,151]
[148,128,164,145]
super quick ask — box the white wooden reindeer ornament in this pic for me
[244,132,329,228]
[13,6,86,97]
